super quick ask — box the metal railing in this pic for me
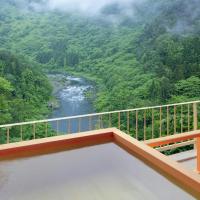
[0,101,199,149]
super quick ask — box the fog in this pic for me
[14,0,200,34]
[44,0,132,13]
[169,0,200,35]
[29,0,144,16]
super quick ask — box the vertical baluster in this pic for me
[33,123,36,139]
[152,109,154,139]
[174,105,176,134]
[144,110,146,140]
[127,111,130,134]
[192,103,199,149]
[167,106,169,135]
[181,105,183,133]
[136,110,138,139]
[101,115,103,128]
[67,119,71,134]
[160,107,162,137]
[109,113,112,127]
[45,122,48,137]
[20,125,23,141]
[118,112,121,130]
[66,120,68,134]
[193,102,198,150]
[56,121,59,135]
[166,106,169,149]
[7,127,10,144]
[99,115,102,129]
[193,102,198,131]
[197,137,200,173]
[89,116,92,131]
[78,118,81,132]
[188,104,190,132]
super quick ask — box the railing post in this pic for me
[193,102,198,131]
[56,121,59,135]
[7,127,10,144]
[135,110,138,139]
[167,106,169,135]
[109,113,112,128]
[78,118,81,132]
[118,112,121,130]
[33,123,36,139]
[188,104,190,131]
[152,109,154,138]
[181,105,183,133]
[67,119,71,134]
[99,115,102,129]
[193,103,198,149]
[174,105,176,134]
[144,110,146,140]
[89,116,92,131]
[45,122,48,137]
[159,107,162,137]
[127,111,130,135]
[20,125,23,141]
[197,137,200,173]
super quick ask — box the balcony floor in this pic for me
[169,150,197,172]
[0,143,194,200]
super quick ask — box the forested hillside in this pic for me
[0,0,200,124]
[0,50,52,124]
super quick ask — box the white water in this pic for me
[60,85,90,102]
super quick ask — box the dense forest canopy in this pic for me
[0,50,52,124]
[0,0,200,124]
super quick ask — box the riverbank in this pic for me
[47,74,71,95]
[46,67,102,84]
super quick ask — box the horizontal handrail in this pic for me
[145,130,200,147]
[0,100,200,128]
[156,140,195,152]
[0,100,199,147]
[145,130,200,173]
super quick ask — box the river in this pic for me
[48,74,95,133]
